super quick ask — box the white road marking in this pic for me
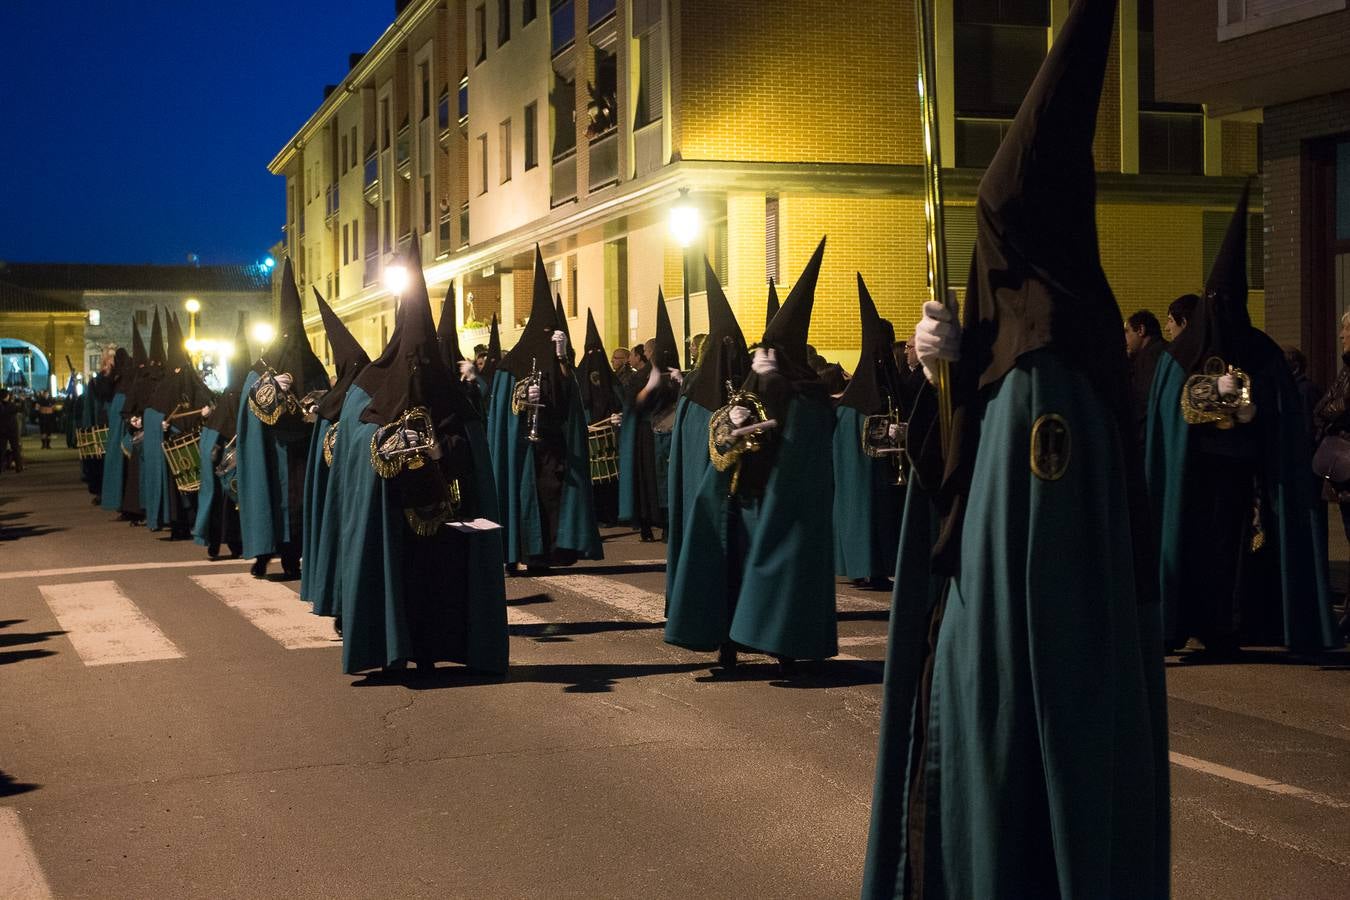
[1,559,250,582]
[837,593,890,612]
[38,581,183,666]
[1169,751,1350,809]
[191,574,336,650]
[506,604,550,627]
[0,809,53,900]
[532,572,666,622]
[838,635,886,648]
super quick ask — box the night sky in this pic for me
[0,2,395,266]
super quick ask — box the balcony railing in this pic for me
[551,0,575,56]
[587,129,618,190]
[588,0,616,29]
[634,120,662,178]
[363,154,379,204]
[551,149,577,206]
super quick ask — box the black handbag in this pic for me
[1312,434,1350,484]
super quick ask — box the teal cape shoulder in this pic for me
[485,370,603,565]
[665,391,837,659]
[1144,351,1339,650]
[299,417,335,608]
[863,350,1169,898]
[832,404,901,581]
[139,407,172,531]
[191,426,222,546]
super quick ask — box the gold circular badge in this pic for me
[1030,413,1071,481]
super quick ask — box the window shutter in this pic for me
[942,205,977,288]
[765,196,780,284]
[644,28,663,125]
[632,0,661,33]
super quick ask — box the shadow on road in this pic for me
[0,630,65,649]
[0,648,57,666]
[0,524,66,541]
[510,620,665,640]
[351,660,713,693]
[838,609,889,623]
[0,770,40,798]
[1167,648,1350,669]
[531,562,667,577]
[0,619,27,629]
[694,658,884,689]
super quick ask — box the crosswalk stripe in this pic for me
[0,809,53,900]
[190,574,337,650]
[507,604,550,626]
[533,572,666,622]
[38,580,184,666]
[1,559,250,582]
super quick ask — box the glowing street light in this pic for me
[667,189,702,367]
[383,263,410,298]
[263,255,276,270]
[251,322,276,347]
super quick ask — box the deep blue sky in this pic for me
[0,2,395,265]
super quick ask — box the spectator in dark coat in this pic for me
[1124,309,1166,446]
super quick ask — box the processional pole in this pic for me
[914,0,954,451]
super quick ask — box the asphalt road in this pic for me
[2,437,1348,899]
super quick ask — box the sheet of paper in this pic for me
[446,517,502,533]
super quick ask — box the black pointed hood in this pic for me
[839,274,903,415]
[766,279,780,332]
[652,288,680,371]
[480,313,502,382]
[554,293,577,367]
[1168,181,1255,374]
[938,0,1130,575]
[759,236,825,381]
[577,309,620,423]
[315,287,369,422]
[205,312,251,438]
[164,311,187,371]
[500,246,559,379]
[131,321,147,367]
[264,258,327,389]
[437,283,466,366]
[149,308,165,366]
[686,258,749,411]
[357,235,471,427]
[956,0,1120,396]
[110,347,131,388]
[149,312,212,416]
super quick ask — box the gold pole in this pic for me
[915,0,954,452]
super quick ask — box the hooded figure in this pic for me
[663,260,749,612]
[142,311,213,535]
[236,258,330,579]
[193,312,250,558]
[79,347,118,501]
[481,314,502,385]
[1145,185,1339,656]
[438,283,491,416]
[832,275,905,587]
[298,290,370,612]
[665,239,837,668]
[120,310,166,522]
[863,3,1169,897]
[328,235,507,674]
[765,279,780,333]
[554,293,577,369]
[617,288,681,541]
[102,325,142,515]
[576,310,623,526]
[485,247,602,569]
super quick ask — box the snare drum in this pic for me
[76,425,109,460]
[163,430,203,493]
[587,422,619,484]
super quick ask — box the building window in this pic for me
[478,133,489,193]
[524,102,538,170]
[476,5,488,63]
[350,126,358,170]
[423,174,432,232]
[552,73,577,159]
[420,63,431,120]
[1219,0,1347,40]
[88,309,101,327]
[341,134,348,173]
[765,195,779,285]
[633,28,663,131]
[135,309,148,327]
[500,119,512,182]
[498,0,511,45]
[952,0,1049,168]
[1138,0,1203,175]
[343,223,350,265]
[384,199,393,251]
[381,98,391,149]
[551,0,576,56]
[524,0,537,24]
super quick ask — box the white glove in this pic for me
[914,300,960,384]
[526,383,541,404]
[751,348,778,375]
[608,412,622,427]
[274,372,294,393]
[669,368,683,385]
[1216,373,1238,398]
[200,406,212,418]
[458,360,478,382]
[729,406,751,427]
[551,330,568,358]
[887,424,900,442]
[130,416,142,430]
[161,419,170,432]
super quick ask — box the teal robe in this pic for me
[618,404,673,524]
[191,427,222,546]
[99,393,128,511]
[331,386,508,674]
[485,370,603,565]
[864,350,1168,899]
[140,408,173,531]
[1144,352,1339,650]
[664,391,838,659]
[234,370,321,559]
[663,397,713,607]
[832,405,901,581]
[299,418,335,610]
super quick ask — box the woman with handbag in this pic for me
[1312,310,1350,639]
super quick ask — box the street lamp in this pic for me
[668,189,701,368]
[251,321,276,347]
[383,264,410,299]
[184,298,201,363]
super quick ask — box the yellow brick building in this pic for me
[270,0,1261,372]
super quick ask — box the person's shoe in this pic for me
[639,527,656,543]
[866,576,894,591]
[250,558,269,579]
[333,616,343,638]
[91,496,101,505]
[227,544,243,559]
[716,644,738,670]
[279,563,301,582]
[207,544,221,560]
[771,653,797,676]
